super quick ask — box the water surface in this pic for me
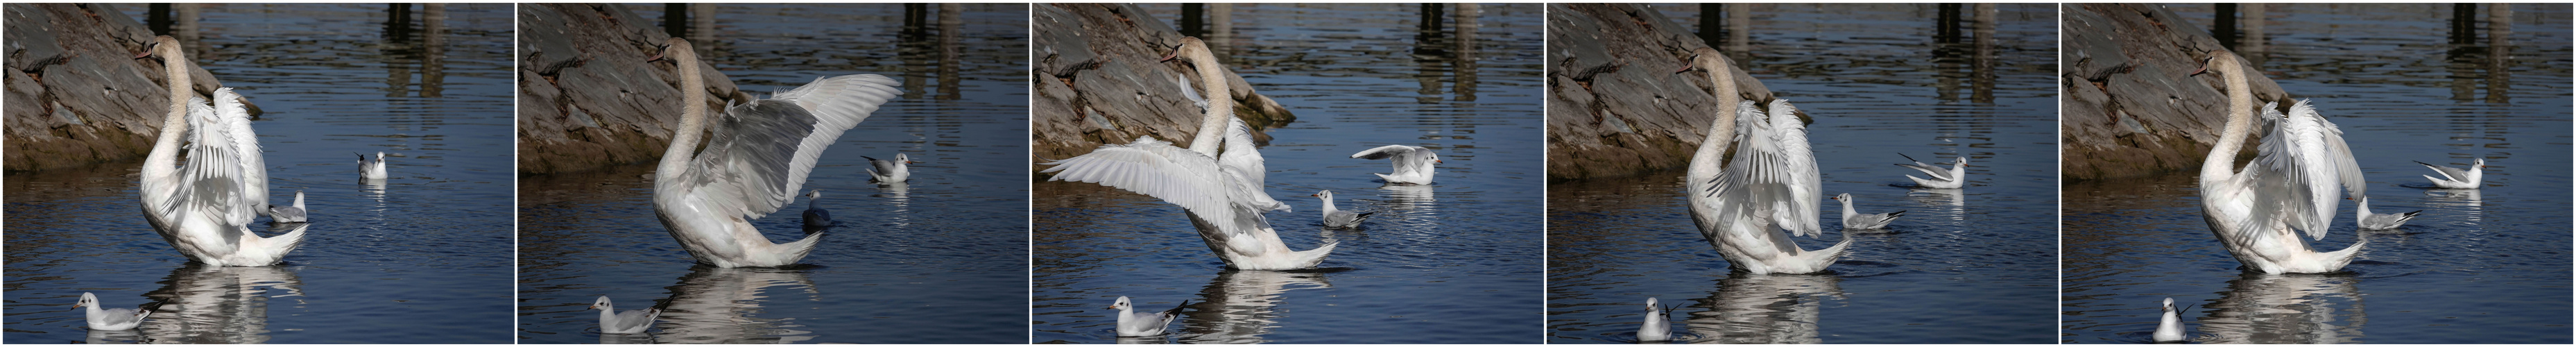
[1032,3,1545,344]
[513,3,1029,344]
[2062,3,2573,344]
[5,3,515,344]
[1545,3,2060,344]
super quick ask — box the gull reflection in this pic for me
[2194,273,2364,344]
[137,260,305,344]
[653,266,820,344]
[1375,184,1436,212]
[1175,270,1334,344]
[2424,189,2482,225]
[1904,188,1966,222]
[1679,273,1844,344]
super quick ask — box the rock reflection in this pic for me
[1678,273,1844,344]
[653,266,820,344]
[137,261,305,344]
[2195,273,2364,344]
[1176,270,1333,344]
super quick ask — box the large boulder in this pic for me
[1544,3,1783,182]
[2061,3,2287,182]
[515,3,743,176]
[4,3,238,171]
[1029,3,1294,176]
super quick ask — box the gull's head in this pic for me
[898,153,915,164]
[2474,158,2486,169]
[807,189,823,199]
[1427,152,1442,164]
[1644,297,1659,312]
[375,151,386,160]
[2161,297,2175,312]
[1832,193,1851,201]
[590,296,612,311]
[1955,157,1969,165]
[1106,296,1132,310]
[75,292,97,309]
[1311,190,1332,199]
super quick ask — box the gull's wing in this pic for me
[866,155,901,175]
[1894,153,1954,181]
[216,89,267,218]
[1042,137,1246,236]
[612,308,660,332]
[2414,160,2471,182]
[1350,144,1421,160]
[674,74,901,221]
[2233,101,2349,242]
[1352,144,1430,176]
[96,307,146,325]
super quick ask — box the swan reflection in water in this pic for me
[136,250,307,344]
[1162,270,1333,344]
[2190,273,2364,344]
[642,266,820,344]
[1676,273,1844,344]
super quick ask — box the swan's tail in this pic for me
[1800,226,1855,271]
[1294,240,1340,269]
[2317,236,2367,271]
[775,232,827,264]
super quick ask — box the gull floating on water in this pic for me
[267,190,307,223]
[2191,51,2367,274]
[2414,158,2484,189]
[1894,153,1966,189]
[1638,297,1676,342]
[1832,193,1905,230]
[1311,190,1375,230]
[865,153,915,183]
[2353,196,2420,230]
[357,152,388,180]
[590,296,660,334]
[1108,296,1186,337]
[644,38,900,267]
[800,190,832,228]
[1352,145,1440,185]
[2153,297,2192,343]
[135,35,307,266]
[74,293,151,331]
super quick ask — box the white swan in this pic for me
[1108,296,1186,337]
[2191,51,2368,274]
[1894,153,1966,189]
[1352,145,1439,185]
[357,152,387,180]
[645,38,902,268]
[1638,297,1674,342]
[135,35,307,266]
[800,190,831,228]
[267,190,307,223]
[1831,193,1904,230]
[590,296,660,334]
[1676,47,1847,275]
[864,153,913,183]
[2353,196,2420,230]
[1171,71,1288,213]
[1310,190,1375,230]
[1040,37,1334,270]
[75,293,151,331]
[2153,297,2190,342]
[2414,159,2484,189]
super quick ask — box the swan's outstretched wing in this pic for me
[2234,100,2351,242]
[2294,101,2365,198]
[179,95,252,237]
[1042,137,1246,235]
[1172,73,1210,110]
[1766,100,1825,236]
[1218,117,1287,212]
[677,74,902,221]
[1704,100,1822,237]
[215,89,267,219]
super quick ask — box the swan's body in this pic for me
[357,152,387,180]
[1311,190,1375,230]
[1638,297,1673,342]
[2191,52,2367,274]
[2415,159,2484,189]
[1040,37,1334,270]
[645,38,901,268]
[1676,47,1847,275]
[1832,193,1905,230]
[800,190,832,228]
[1108,296,1185,337]
[864,153,913,183]
[74,293,151,331]
[135,35,306,266]
[1895,153,1966,189]
[1352,145,1439,185]
[590,296,660,334]
[268,190,307,223]
[2153,297,2189,342]
[2354,196,2420,230]
[1173,72,1289,213]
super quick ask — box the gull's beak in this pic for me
[1436,159,1444,164]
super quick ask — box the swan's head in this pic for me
[1160,37,1212,65]
[1673,47,1730,75]
[2189,51,2240,78]
[646,37,697,63]
[590,296,613,311]
[1106,296,1133,310]
[1311,190,1333,199]
[135,35,184,61]
[74,292,97,309]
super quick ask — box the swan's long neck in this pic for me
[143,48,193,184]
[1185,49,1233,156]
[2201,54,2256,184]
[1690,58,1744,174]
[658,49,709,180]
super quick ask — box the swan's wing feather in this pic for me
[680,75,901,220]
[2239,101,2343,241]
[1172,73,1209,110]
[1041,137,1239,228]
[180,95,254,235]
[2295,101,2366,198]
[215,88,266,217]
[1217,117,1286,211]
[1767,99,1825,237]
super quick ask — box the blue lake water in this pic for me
[1545,3,2061,344]
[1031,3,1546,344]
[4,3,515,344]
[511,3,1029,344]
[2061,3,2573,344]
